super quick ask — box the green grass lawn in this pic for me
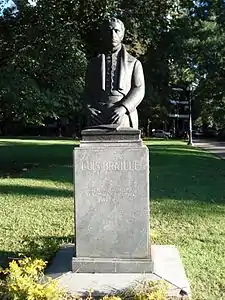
[0,138,225,299]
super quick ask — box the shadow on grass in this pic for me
[23,165,73,184]
[0,185,73,198]
[0,250,20,271]
[0,140,78,177]
[0,235,74,269]
[149,144,225,204]
[1,139,225,204]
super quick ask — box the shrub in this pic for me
[1,257,63,300]
[0,258,170,300]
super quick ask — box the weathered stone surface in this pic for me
[72,257,153,273]
[80,128,142,147]
[74,147,150,258]
[73,129,151,272]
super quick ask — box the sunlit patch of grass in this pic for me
[0,139,75,264]
[0,172,74,261]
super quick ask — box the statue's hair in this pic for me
[101,17,125,33]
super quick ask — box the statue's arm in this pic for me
[84,61,93,107]
[120,60,145,113]
[84,60,103,124]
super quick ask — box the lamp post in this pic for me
[187,85,193,146]
[170,87,184,137]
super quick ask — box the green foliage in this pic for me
[1,257,63,300]
[0,0,87,130]
[0,67,50,125]
[167,1,225,128]
[1,0,225,131]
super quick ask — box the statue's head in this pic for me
[101,18,125,51]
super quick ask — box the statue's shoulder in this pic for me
[126,51,137,62]
[126,53,143,71]
[123,46,141,65]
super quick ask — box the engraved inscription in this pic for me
[85,187,134,202]
[81,160,144,171]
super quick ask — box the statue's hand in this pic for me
[109,106,126,124]
[88,106,103,124]
[88,106,101,116]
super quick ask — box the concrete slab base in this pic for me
[72,257,154,273]
[46,245,191,299]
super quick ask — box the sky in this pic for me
[0,0,18,16]
[0,0,37,17]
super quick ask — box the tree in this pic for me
[0,0,87,133]
[1,0,225,134]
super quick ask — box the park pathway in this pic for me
[193,139,225,159]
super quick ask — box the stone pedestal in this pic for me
[72,128,153,273]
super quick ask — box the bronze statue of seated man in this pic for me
[84,18,145,129]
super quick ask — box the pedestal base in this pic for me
[72,257,154,273]
[46,244,191,299]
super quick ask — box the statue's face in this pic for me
[103,20,124,50]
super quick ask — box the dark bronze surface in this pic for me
[84,18,145,129]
